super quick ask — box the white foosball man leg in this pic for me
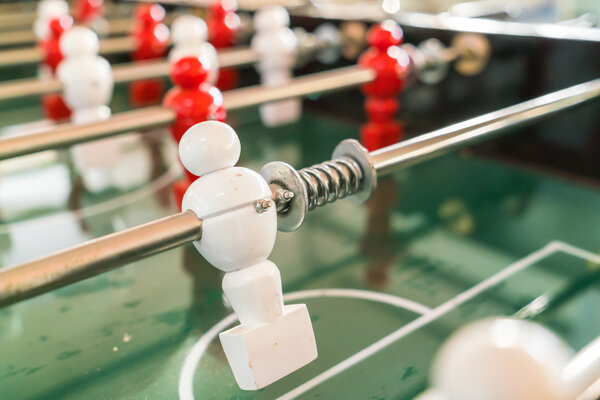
[251,6,301,127]
[420,317,600,400]
[169,15,219,85]
[58,27,152,193]
[179,121,317,390]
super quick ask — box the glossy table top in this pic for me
[1,101,600,399]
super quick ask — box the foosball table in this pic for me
[1,0,600,399]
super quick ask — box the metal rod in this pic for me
[0,30,38,47]
[0,78,63,100]
[0,17,135,47]
[370,79,600,176]
[223,65,375,110]
[0,66,374,160]
[0,211,203,308]
[0,46,258,101]
[0,36,136,68]
[0,3,136,31]
[0,106,176,160]
[0,11,38,30]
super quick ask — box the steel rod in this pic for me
[223,65,375,110]
[370,78,600,176]
[0,36,136,68]
[0,106,176,160]
[0,3,136,30]
[0,46,258,101]
[0,17,135,47]
[0,211,203,307]
[0,11,38,30]
[0,66,374,160]
[0,30,38,47]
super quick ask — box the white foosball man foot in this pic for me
[58,27,152,193]
[251,6,301,127]
[420,318,600,400]
[169,15,219,85]
[179,121,317,390]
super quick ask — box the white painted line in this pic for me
[179,313,238,400]
[178,288,431,400]
[552,241,600,265]
[284,288,433,315]
[276,241,598,400]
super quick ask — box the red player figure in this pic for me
[207,0,241,90]
[358,21,409,288]
[41,16,73,121]
[74,0,103,24]
[129,4,170,107]
[163,56,226,206]
[358,20,410,152]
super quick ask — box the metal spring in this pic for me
[298,157,363,210]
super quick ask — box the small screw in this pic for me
[273,189,295,212]
[255,199,273,214]
[280,190,294,201]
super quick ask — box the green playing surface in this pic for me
[1,99,600,399]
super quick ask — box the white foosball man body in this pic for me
[251,6,301,127]
[420,318,600,400]
[179,121,317,390]
[169,15,219,85]
[57,27,152,193]
[34,0,70,80]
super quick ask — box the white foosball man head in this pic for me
[251,6,301,127]
[34,0,70,40]
[169,15,219,85]
[314,23,343,65]
[57,26,113,124]
[421,318,600,400]
[180,121,317,390]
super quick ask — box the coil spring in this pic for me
[298,157,363,210]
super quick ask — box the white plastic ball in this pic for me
[171,15,208,45]
[431,318,572,400]
[254,6,289,30]
[60,27,100,58]
[179,121,241,176]
[37,0,69,19]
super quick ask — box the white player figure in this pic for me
[57,27,152,192]
[251,6,301,127]
[34,0,69,41]
[419,317,600,400]
[169,15,219,85]
[34,0,70,80]
[179,121,317,390]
